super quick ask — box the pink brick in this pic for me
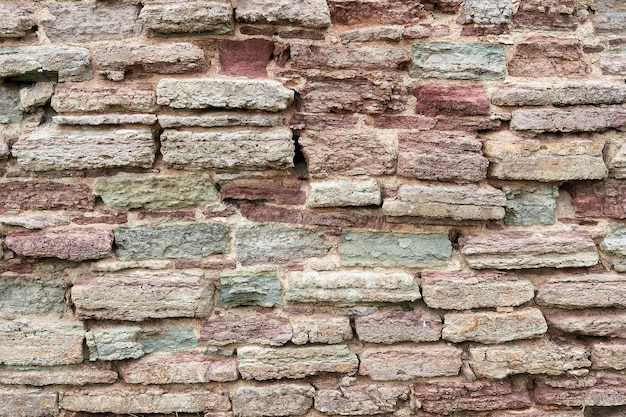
[6,229,113,261]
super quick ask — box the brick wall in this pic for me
[1,0,626,416]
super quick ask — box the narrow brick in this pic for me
[601,228,626,271]
[535,374,626,407]
[491,81,626,107]
[0,1,34,38]
[509,37,590,77]
[233,384,314,417]
[460,230,599,269]
[115,223,229,261]
[200,312,292,346]
[218,271,283,308]
[140,1,234,35]
[360,345,462,381]
[0,365,117,386]
[355,308,442,343]
[315,384,409,415]
[52,114,157,125]
[291,44,409,70]
[1,389,58,417]
[286,270,421,304]
[537,274,626,308]
[568,179,626,219]
[547,310,626,337]
[0,274,67,317]
[414,84,490,116]
[0,45,92,82]
[307,178,381,208]
[72,270,212,321]
[238,345,358,380]
[510,106,626,132]
[421,270,535,310]
[6,229,112,261]
[291,316,352,344]
[236,0,331,27]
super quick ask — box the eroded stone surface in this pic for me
[0,46,92,82]
[218,272,283,308]
[0,181,94,212]
[355,308,442,343]
[233,384,315,417]
[537,274,626,308]
[510,106,626,132]
[0,274,67,318]
[140,1,234,35]
[601,228,626,272]
[315,384,409,415]
[307,179,381,208]
[0,1,34,38]
[491,82,626,106]
[6,229,112,261]
[547,310,626,337]
[503,184,558,225]
[291,316,352,344]
[360,345,462,380]
[1,389,58,417]
[200,312,292,346]
[535,374,626,407]
[0,365,117,386]
[236,0,331,28]
[52,83,157,113]
[291,45,409,70]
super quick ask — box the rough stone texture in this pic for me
[6,229,112,261]
[240,204,383,229]
[458,0,513,24]
[236,224,330,265]
[397,131,488,182]
[300,131,396,178]
[219,176,305,205]
[483,132,607,181]
[0,274,67,318]
[537,274,626,308]
[218,38,274,77]
[359,345,462,380]
[340,25,404,44]
[119,350,237,384]
[491,81,626,106]
[329,0,427,25]
[382,183,506,220]
[412,379,532,415]
[236,0,331,28]
[291,316,352,344]
[510,106,626,132]
[0,181,94,212]
[59,386,230,413]
[0,46,92,82]
[568,179,626,219]
[157,78,293,111]
[159,113,287,128]
[0,365,117,386]
[0,214,70,229]
[286,270,421,304]
[307,178,381,207]
[339,230,451,268]
[140,1,234,35]
[0,84,21,124]
[509,38,590,77]
[52,114,158,125]
[460,230,599,269]
[535,374,626,407]
[421,270,535,310]
[94,175,218,211]
[469,337,591,378]
[410,43,506,80]
[600,228,626,272]
[414,84,490,117]
[315,384,409,415]
[12,127,156,171]
[594,0,626,34]
[0,1,34,38]
[233,384,315,417]
[45,1,141,42]
[503,184,558,225]
[602,47,626,75]
[114,223,229,261]
[218,272,283,307]
[72,270,212,321]
[52,82,157,113]
[1,389,58,417]
[238,345,359,380]
[20,82,55,112]
[547,311,626,338]
[355,308,442,343]
[512,0,579,30]
[0,318,84,366]
[442,308,548,344]
[291,45,409,70]
[200,312,292,346]
[593,342,626,370]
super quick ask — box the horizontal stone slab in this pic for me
[160,128,295,170]
[546,310,626,337]
[307,178,381,208]
[158,113,287,128]
[291,44,408,70]
[236,0,331,27]
[341,25,404,43]
[421,270,535,310]
[157,78,293,111]
[537,274,626,308]
[200,312,292,346]
[238,345,358,380]
[53,114,157,125]
[218,271,283,308]
[460,231,599,269]
[535,374,626,407]
[12,127,156,171]
[6,229,113,261]
[286,270,421,304]
[140,1,234,35]
[593,342,626,370]
[0,365,117,386]
[469,337,591,378]
[414,84,490,116]
[510,106,626,132]
[233,384,315,417]
[315,384,409,415]
[359,345,462,380]
[601,228,626,272]
[355,307,442,343]
[0,274,67,317]
[72,270,212,321]
[2,389,58,417]
[0,45,91,82]
[52,83,157,113]
[219,176,306,205]
[291,315,352,345]
[491,82,626,106]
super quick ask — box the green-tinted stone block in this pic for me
[504,184,558,226]
[218,272,283,308]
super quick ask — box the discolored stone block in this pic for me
[233,384,314,417]
[6,229,113,261]
[200,312,292,346]
[360,345,462,380]
[217,272,283,308]
[236,0,331,28]
[140,1,234,35]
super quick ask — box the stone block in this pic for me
[509,37,589,77]
[72,270,212,321]
[291,113,358,131]
[0,389,58,417]
[238,345,359,380]
[355,308,442,343]
[547,310,626,337]
[218,38,274,77]
[114,223,229,261]
[601,228,626,271]
[217,272,283,308]
[360,345,462,380]
[6,229,112,261]
[160,113,287,128]
[568,179,626,219]
[537,274,626,308]
[235,224,330,265]
[340,25,404,43]
[0,181,94,212]
[291,316,352,344]
[421,270,535,310]
[52,82,157,113]
[307,178,381,208]
[12,127,156,171]
[140,1,234,35]
[157,78,293,111]
[286,270,421,304]
[0,214,70,230]
[315,384,409,415]
[240,204,383,229]
[460,230,599,269]
[491,81,626,106]
[503,184,558,225]
[397,131,488,182]
[219,176,305,205]
[0,45,92,82]
[512,0,578,30]
[594,0,626,34]
[233,384,314,417]
[458,0,513,24]
[329,0,427,25]
[0,1,34,38]
[414,84,490,116]
[236,0,331,27]
[602,46,626,75]
[339,230,451,268]
[410,42,506,80]
[20,82,55,112]
[535,374,626,407]
[510,106,626,132]
[291,44,409,70]
[0,274,67,317]
[593,342,626,370]
[161,128,294,170]
[0,84,21,124]
[200,312,292,346]
[0,365,117,386]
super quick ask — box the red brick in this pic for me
[290,113,358,130]
[6,230,113,261]
[509,37,590,77]
[461,24,510,36]
[329,0,427,25]
[414,84,490,117]
[218,38,274,78]
[0,181,94,212]
[565,179,626,219]
[220,177,306,205]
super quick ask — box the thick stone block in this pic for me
[200,312,292,346]
[355,308,442,343]
[233,384,315,417]
[218,272,283,308]
[161,128,294,170]
[315,384,409,415]
[0,274,67,317]
[535,374,626,407]
[443,308,547,344]
[510,106,626,132]
[491,81,626,106]
[397,131,488,182]
[503,184,558,225]
[469,337,591,378]
[291,316,352,344]
[0,46,92,82]
[45,1,141,41]
[339,230,451,268]
[410,42,506,80]
[460,230,599,269]
[0,1,34,38]
[601,228,626,271]
[300,131,396,178]
[12,127,156,171]
[1,389,58,417]
[0,318,84,366]
[236,0,331,27]
[382,183,506,221]
[286,270,421,304]
[307,178,381,208]
[115,223,229,261]
[458,0,513,24]
[0,365,117,386]
[547,311,626,337]
[593,342,626,370]
[6,229,112,261]
[157,78,293,111]
[238,345,359,380]
[291,45,409,70]
[568,180,626,219]
[140,1,234,35]
[52,83,157,113]
[509,37,589,77]
[236,224,330,265]
[72,270,212,321]
[94,174,218,211]
[119,350,237,384]
[360,345,462,380]
[329,0,427,25]
[537,274,626,308]
[414,84,489,116]
[421,270,535,310]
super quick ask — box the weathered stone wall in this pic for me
[1,0,626,416]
